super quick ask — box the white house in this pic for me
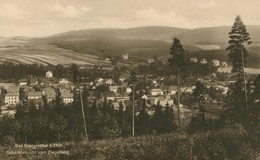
[141,94,149,101]
[150,88,163,96]
[126,87,132,93]
[5,92,19,106]
[211,59,220,67]
[121,53,128,61]
[190,57,198,63]
[150,96,174,107]
[46,71,53,78]
[200,58,208,64]
[221,61,228,67]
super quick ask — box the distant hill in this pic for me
[175,25,260,46]
[0,25,259,68]
[48,26,189,42]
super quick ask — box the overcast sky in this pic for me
[0,0,259,37]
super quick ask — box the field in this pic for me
[0,43,111,66]
[218,67,260,74]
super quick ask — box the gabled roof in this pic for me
[5,92,19,97]
[28,91,42,97]
[151,88,163,92]
[60,90,73,98]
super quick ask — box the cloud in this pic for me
[197,1,217,8]
[0,3,29,20]
[134,7,191,28]
[46,3,91,18]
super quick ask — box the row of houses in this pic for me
[3,84,74,106]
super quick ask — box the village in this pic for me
[0,55,233,127]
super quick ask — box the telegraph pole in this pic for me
[132,85,135,137]
[79,89,88,141]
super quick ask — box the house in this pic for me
[180,86,194,94]
[126,87,132,93]
[61,90,73,104]
[160,85,177,95]
[221,61,228,67]
[141,94,149,101]
[19,79,27,86]
[116,93,130,101]
[56,84,70,90]
[0,83,16,90]
[95,78,104,86]
[150,88,163,96]
[28,91,42,99]
[5,92,19,106]
[109,86,120,93]
[22,85,35,97]
[7,86,20,93]
[121,53,128,61]
[150,96,174,107]
[101,92,116,101]
[190,57,198,63]
[46,71,53,78]
[211,59,220,67]
[147,59,155,64]
[104,78,114,85]
[42,88,56,102]
[200,58,208,64]
[59,78,70,84]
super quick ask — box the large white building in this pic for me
[5,92,19,106]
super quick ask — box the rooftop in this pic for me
[28,91,42,97]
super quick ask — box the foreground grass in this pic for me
[0,125,259,160]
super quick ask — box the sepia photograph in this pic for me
[0,0,260,159]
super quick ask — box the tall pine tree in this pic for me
[226,15,252,117]
[168,38,185,128]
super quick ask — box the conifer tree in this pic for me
[136,100,152,135]
[168,38,185,128]
[226,15,252,116]
[192,81,206,108]
[152,102,164,134]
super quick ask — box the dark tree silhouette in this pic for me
[168,38,185,128]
